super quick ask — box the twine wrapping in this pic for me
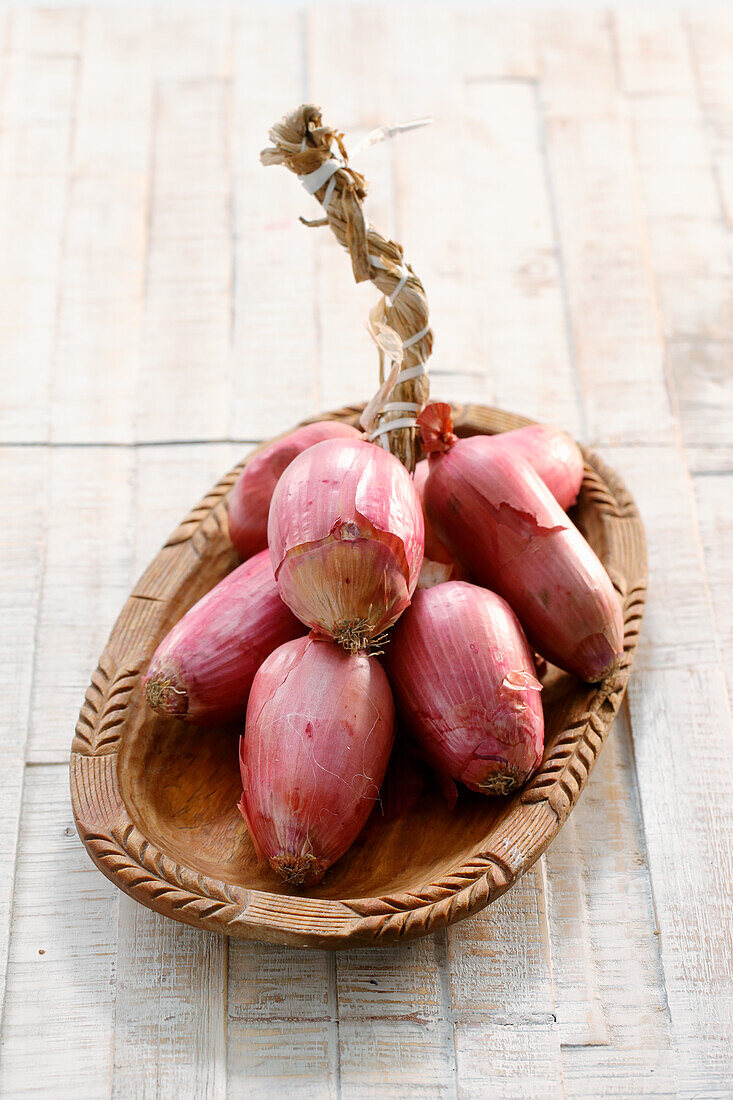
[261,104,432,472]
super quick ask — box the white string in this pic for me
[321,174,337,214]
[388,266,409,306]
[402,323,430,350]
[300,159,341,195]
[380,401,422,413]
[369,416,418,440]
[395,362,428,384]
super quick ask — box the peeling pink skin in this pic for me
[227,421,362,559]
[492,425,584,511]
[268,439,424,638]
[142,551,305,724]
[385,583,545,795]
[238,636,395,884]
[423,442,624,682]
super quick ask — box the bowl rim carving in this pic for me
[70,403,647,948]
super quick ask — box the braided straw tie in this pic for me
[261,104,433,473]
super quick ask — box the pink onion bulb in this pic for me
[268,438,424,650]
[143,550,304,723]
[422,434,624,682]
[238,636,395,885]
[418,404,584,511]
[386,582,544,796]
[228,421,362,559]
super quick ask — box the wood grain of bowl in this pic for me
[70,403,647,948]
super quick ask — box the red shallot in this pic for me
[238,636,395,884]
[268,437,424,650]
[419,405,623,682]
[228,420,362,559]
[143,550,304,723]
[418,404,584,510]
[386,582,544,796]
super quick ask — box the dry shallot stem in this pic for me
[261,104,432,472]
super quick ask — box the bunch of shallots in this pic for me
[140,100,624,888]
[143,405,622,886]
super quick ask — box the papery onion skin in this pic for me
[228,421,362,559]
[238,636,395,885]
[143,550,305,723]
[268,438,424,646]
[423,443,624,682]
[494,425,584,511]
[385,583,544,796]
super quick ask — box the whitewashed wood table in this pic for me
[1,5,732,1097]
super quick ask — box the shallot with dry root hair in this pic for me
[227,420,363,560]
[419,404,623,682]
[268,437,424,651]
[386,582,544,797]
[143,551,305,724]
[238,635,395,884]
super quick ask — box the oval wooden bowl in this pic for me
[70,403,646,948]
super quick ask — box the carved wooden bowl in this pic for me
[70,404,646,947]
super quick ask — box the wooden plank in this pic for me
[0,765,117,1098]
[559,707,677,1095]
[457,7,537,81]
[687,8,733,226]
[53,2,153,447]
[227,1018,338,1099]
[693,473,733,705]
[336,937,445,1021]
[626,670,733,1096]
[614,8,693,96]
[133,442,241,578]
[8,7,82,56]
[228,943,338,1098]
[604,443,717,672]
[629,88,733,456]
[542,817,608,1048]
[230,9,320,439]
[50,172,148,443]
[0,45,78,442]
[113,901,226,1100]
[0,448,48,1027]
[27,447,135,763]
[339,1017,455,1099]
[537,11,675,446]
[449,866,562,1098]
[151,6,232,82]
[462,80,583,436]
[336,935,456,1096]
[73,7,152,177]
[136,75,233,443]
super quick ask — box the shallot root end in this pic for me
[270,852,329,886]
[477,766,523,797]
[144,673,188,718]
